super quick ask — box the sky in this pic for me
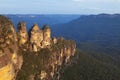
[0,0,120,14]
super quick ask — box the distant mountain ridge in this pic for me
[51,14,120,47]
[51,14,120,69]
[5,14,80,30]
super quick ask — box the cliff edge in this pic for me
[0,15,76,80]
[0,15,23,80]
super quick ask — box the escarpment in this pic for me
[0,15,76,80]
[0,15,23,80]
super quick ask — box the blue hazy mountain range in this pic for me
[51,14,120,61]
[51,14,120,47]
[6,14,80,30]
[50,14,120,72]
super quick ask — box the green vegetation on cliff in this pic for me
[0,15,13,39]
[16,48,51,80]
[16,38,76,80]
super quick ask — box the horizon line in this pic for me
[1,13,120,15]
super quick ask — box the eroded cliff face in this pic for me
[16,22,76,80]
[16,38,76,80]
[0,15,23,80]
[0,15,76,80]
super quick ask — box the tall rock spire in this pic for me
[17,22,28,45]
[30,23,43,51]
[42,25,51,47]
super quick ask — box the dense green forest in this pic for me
[60,48,120,80]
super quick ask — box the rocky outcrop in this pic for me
[17,22,28,45]
[30,24,51,51]
[30,23,43,51]
[0,15,76,80]
[16,37,76,80]
[42,25,51,47]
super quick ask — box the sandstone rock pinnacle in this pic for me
[30,23,43,51]
[17,22,28,45]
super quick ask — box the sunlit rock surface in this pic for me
[17,22,28,45]
[0,15,76,80]
[0,15,23,80]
